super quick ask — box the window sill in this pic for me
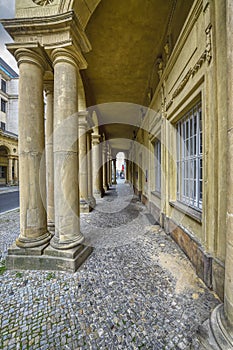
[169,200,202,223]
[151,191,161,199]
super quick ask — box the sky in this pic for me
[0,0,18,72]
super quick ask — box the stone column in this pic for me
[50,48,83,249]
[102,144,108,191]
[78,111,91,213]
[92,133,104,198]
[125,159,129,183]
[8,157,13,185]
[14,48,51,248]
[87,130,96,208]
[45,83,55,234]
[112,158,117,184]
[13,158,18,185]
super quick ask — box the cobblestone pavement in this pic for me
[0,183,220,349]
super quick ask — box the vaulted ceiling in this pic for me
[82,0,194,151]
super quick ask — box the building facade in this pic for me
[0,57,19,185]
[1,0,233,347]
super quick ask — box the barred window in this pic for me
[154,140,161,193]
[176,101,202,210]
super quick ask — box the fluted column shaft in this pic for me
[50,49,83,249]
[45,84,54,233]
[15,49,50,248]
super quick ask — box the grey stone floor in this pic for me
[0,183,220,349]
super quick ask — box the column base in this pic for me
[16,232,52,248]
[50,233,84,250]
[112,181,117,185]
[47,221,55,235]
[6,242,93,273]
[103,185,109,191]
[80,199,92,213]
[195,304,233,349]
[88,196,96,209]
[93,189,104,199]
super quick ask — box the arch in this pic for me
[0,145,10,155]
[60,0,101,29]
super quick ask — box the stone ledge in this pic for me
[6,243,93,273]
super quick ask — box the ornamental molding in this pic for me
[32,0,54,6]
[165,49,209,112]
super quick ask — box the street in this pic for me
[0,191,19,213]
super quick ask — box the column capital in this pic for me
[92,133,101,145]
[51,47,87,69]
[14,46,49,71]
[44,80,54,96]
[78,111,89,128]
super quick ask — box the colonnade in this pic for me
[7,45,118,271]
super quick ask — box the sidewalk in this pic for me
[0,185,19,194]
[0,183,219,349]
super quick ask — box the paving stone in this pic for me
[0,184,220,349]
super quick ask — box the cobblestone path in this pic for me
[0,183,219,349]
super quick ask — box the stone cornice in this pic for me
[1,11,91,54]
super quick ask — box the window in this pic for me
[176,101,202,210]
[1,99,6,113]
[154,139,161,193]
[0,166,6,178]
[1,79,6,93]
[0,122,5,131]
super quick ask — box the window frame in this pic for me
[176,101,202,211]
[1,79,6,93]
[1,99,7,113]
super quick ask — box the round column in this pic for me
[92,133,103,198]
[78,111,90,212]
[50,48,83,249]
[102,144,108,191]
[87,130,96,208]
[112,158,117,184]
[8,157,13,185]
[45,83,55,234]
[15,48,51,248]
[14,158,18,185]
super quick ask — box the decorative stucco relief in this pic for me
[32,0,54,6]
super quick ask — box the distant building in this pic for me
[0,57,18,185]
